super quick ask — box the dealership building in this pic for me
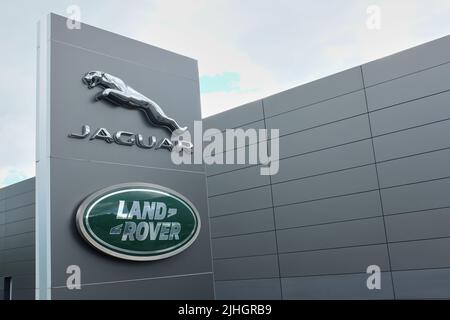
[1,13,450,299]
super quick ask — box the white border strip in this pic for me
[35,14,52,300]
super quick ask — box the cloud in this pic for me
[318,0,450,77]
[133,0,283,117]
[0,166,34,188]
[200,72,241,94]
[131,0,450,118]
[2,0,450,185]
[0,60,36,187]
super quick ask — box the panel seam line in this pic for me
[360,66,397,299]
[261,99,284,300]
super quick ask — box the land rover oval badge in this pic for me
[76,183,201,261]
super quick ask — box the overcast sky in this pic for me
[1,0,450,187]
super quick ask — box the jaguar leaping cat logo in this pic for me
[82,71,187,134]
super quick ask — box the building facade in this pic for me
[1,13,450,299]
[204,34,450,299]
[0,178,35,300]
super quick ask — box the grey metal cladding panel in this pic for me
[265,90,367,137]
[11,289,35,300]
[385,208,450,242]
[2,260,35,276]
[50,157,212,287]
[392,268,450,299]
[381,177,450,215]
[277,217,386,253]
[203,100,263,131]
[5,204,35,224]
[263,67,363,117]
[210,208,274,238]
[50,40,203,172]
[3,246,34,263]
[272,139,374,184]
[214,278,281,300]
[50,14,197,80]
[278,114,371,159]
[389,238,450,271]
[370,90,450,136]
[0,212,4,225]
[365,62,450,111]
[0,189,5,200]
[279,244,390,277]
[52,273,214,300]
[272,165,378,207]
[377,148,450,188]
[211,231,277,259]
[5,191,35,211]
[4,219,35,237]
[9,275,35,290]
[3,178,35,198]
[208,185,272,217]
[207,165,270,196]
[3,232,35,250]
[213,255,279,280]
[0,199,5,212]
[362,35,450,87]
[275,190,382,230]
[373,119,450,162]
[203,120,266,154]
[206,162,255,177]
[206,143,266,172]
[282,272,394,299]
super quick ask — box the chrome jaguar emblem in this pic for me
[82,71,187,134]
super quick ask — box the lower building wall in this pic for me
[0,178,35,300]
[204,35,450,299]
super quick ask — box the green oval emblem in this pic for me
[76,183,201,261]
